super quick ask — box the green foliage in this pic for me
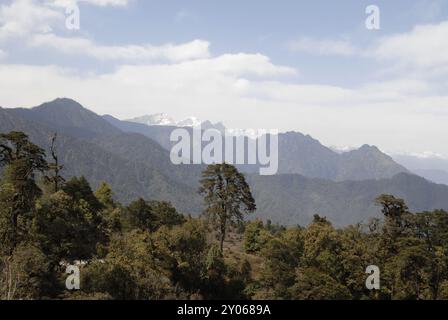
[124,198,185,233]
[199,163,256,252]
[81,230,176,300]
[32,190,106,263]
[63,177,103,212]
[243,220,271,254]
[0,243,52,300]
[0,132,48,255]
[2,132,448,301]
[258,237,300,299]
[94,182,116,209]
[290,267,351,300]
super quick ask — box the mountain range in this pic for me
[108,113,409,181]
[392,154,448,186]
[128,113,202,127]
[1,98,448,226]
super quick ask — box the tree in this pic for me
[148,201,185,229]
[32,190,106,264]
[151,219,208,294]
[387,238,431,299]
[63,176,103,211]
[376,194,410,242]
[81,230,175,300]
[375,195,412,268]
[289,267,351,300]
[95,182,116,209]
[243,220,266,254]
[302,216,342,276]
[199,163,256,252]
[202,243,227,298]
[0,243,51,300]
[0,132,47,255]
[94,182,122,235]
[125,198,157,232]
[259,237,299,299]
[338,224,376,299]
[412,210,448,299]
[43,133,65,193]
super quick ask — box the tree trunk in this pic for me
[219,215,226,253]
[219,231,225,253]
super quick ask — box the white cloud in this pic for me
[0,0,64,40]
[1,0,448,156]
[0,52,298,117]
[0,49,7,59]
[177,53,296,77]
[0,0,208,63]
[289,20,448,77]
[373,21,448,71]
[288,37,358,56]
[30,34,212,62]
[1,58,448,156]
[47,0,131,7]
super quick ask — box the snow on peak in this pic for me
[128,113,221,129]
[177,116,202,127]
[128,113,176,126]
[330,145,357,154]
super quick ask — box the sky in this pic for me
[1,0,448,157]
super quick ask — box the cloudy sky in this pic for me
[1,0,448,156]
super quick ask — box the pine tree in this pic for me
[0,132,47,255]
[199,163,256,252]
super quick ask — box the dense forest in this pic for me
[1,131,448,300]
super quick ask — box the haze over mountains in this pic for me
[2,98,448,226]
[124,111,448,185]
[391,154,448,186]
[113,112,410,181]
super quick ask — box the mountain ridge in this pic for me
[2,98,447,226]
[106,115,409,181]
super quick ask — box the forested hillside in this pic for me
[2,99,448,226]
[0,101,204,214]
[1,132,448,300]
[248,172,448,226]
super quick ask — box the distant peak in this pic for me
[35,97,86,111]
[177,116,202,127]
[128,113,176,126]
[358,144,381,152]
[284,131,305,136]
[52,97,83,107]
[127,113,225,130]
[54,97,78,103]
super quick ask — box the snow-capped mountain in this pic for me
[225,128,270,138]
[128,113,176,126]
[177,116,202,127]
[127,113,223,130]
[330,145,357,154]
[127,113,275,138]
